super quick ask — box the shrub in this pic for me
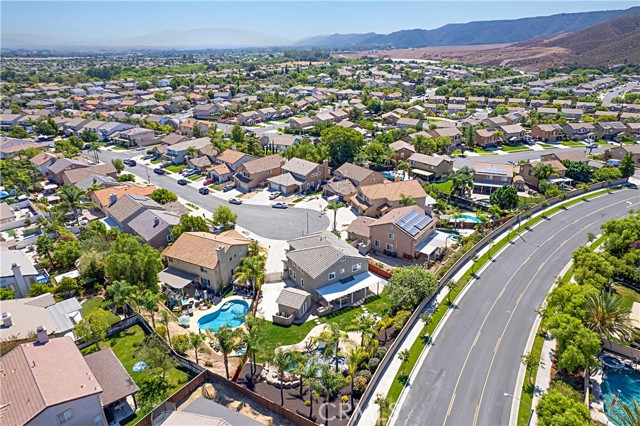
[353,376,368,395]
[356,370,372,381]
[375,347,388,359]
[342,395,349,403]
[305,400,311,407]
[204,360,213,367]
[171,335,189,354]
[368,357,381,371]
[155,325,167,338]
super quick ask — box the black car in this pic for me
[128,160,137,167]
[177,179,187,185]
[199,187,209,195]
[153,168,165,175]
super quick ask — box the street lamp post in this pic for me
[504,393,534,426]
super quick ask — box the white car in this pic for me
[269,191,281,200]
[229,198,243,205]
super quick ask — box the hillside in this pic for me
[297,7,637,49]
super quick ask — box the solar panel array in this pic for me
[396,209,432,237]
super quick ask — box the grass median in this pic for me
[384,186,624,413]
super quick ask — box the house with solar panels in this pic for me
[472,162,519,194]
[367,206,441,260]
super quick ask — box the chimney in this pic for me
[153,216,160,227]
[1,312,12,327]
[109,193,117,205]
[35,326,49,344]
[216,246,225,261]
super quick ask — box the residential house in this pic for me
[333,163,384,187]
[562,122,596,140]
[0,202,15,225]
[474,128,502,147]
[257,107,278,122]
[0,250,41,298]
[259,134,301,152]
[105,193,163,231]
[165,137,211,165]
[594,121,627,140]
[0,113,24,130]
[0,293,82,342]
[115,127,155,147]
[236,111,260,126]
[389,140,416,161]
[29,151,59,176]
[541,150,589,164]
[561,108,584,121]
[472,162,518,194]
[408,153,453,181]
[498,124,527,143]
[267,158,330,195]
[396,117,422,129]
[531,124,563,142]
[234,154,286,192]
[126,209,181,248]
[350,179,428,217]
[518,160,567,188]
[215,149,256,172]
[160,230,250,292]
[96,122,134,141]
[193,104,221,120]
[61,163,118,186]
[288,116,314,129]
[426,127,463,146]
[178,120,210,137]
[46,157,89,184]
[610,144,640,165]
[62,118,90,135]
[89,184,157,211]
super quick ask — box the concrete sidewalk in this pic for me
[530,337,556,426]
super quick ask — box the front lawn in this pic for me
[431,180,453,194]
[111,145,128,151]
[165,165,186,174]
[81,325,195,425]
[502,145,532,152]
[560,141,585,147]
[538,143,556,149]
[82,297,120,325]
[471,147,495,155]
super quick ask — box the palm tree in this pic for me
[377,317,394,343]
[209,325,242,379]
[448,167,474,197]
[395,160,410,179]
[233,256,265,301]
[106,280,135,315]
[317,363,346,426]
[611,398,640,426]
[327,200,345,231]
[532,162,557,181]
[189,332,205,365]
[270,349,294,406]
[399,193,417,206]
[139,290,162,328]
[320,323,348,372]
[445,279,457,304]
[58,184,93,226]
[248,239,260,257]
[243,314,264,376]
[89,142,101,162]
[374,393,391,426]
[347,312,378,348]
[185,146,198,161]
[296,354,320,399]
[159,310,174,345]
[585,292,634,342]
[345,345,367,409]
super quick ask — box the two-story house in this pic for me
[165,137,211,165]
[531,124,563,142]
[368,205,437,259]
[115,127,155,147]
[234,154,286,192]
[389,140,416,161]
[594,121,627,140]
[518,160,567,188]
[350,179,429,217]
[267,158,330,195]
[161,230,250,292]
[408,153,453,181]
[472,162,517,194]
[562,122,596,141]
[474,128,502,147]
[498,124,527,143]
[333,162,384,187]
[426,127,463,146]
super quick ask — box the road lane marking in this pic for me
[441,193,637,426]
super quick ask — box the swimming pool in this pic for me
[198,299,249,332]
[601,363,640,426]
[450,214,482,224]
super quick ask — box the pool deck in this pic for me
[187,295,251,331]
[591,352,640,425]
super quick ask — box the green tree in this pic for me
[231,125,244,143]
[117,173,135,182]
[52,237,81,269]
[326,200,345,231]
[8,126,29,138]
[55,276,80,299]
[233,255,265,300]
[413,135,437,155]
[345,345,367,408]
[158,310,173,344]
[347,312,379,348]
[296,352,320,400]
[362,141,394,168]
[572,246,614,289]
[104,233,163,291]
[88,141,101,162]
[561,160,592,183]
[0,288,15,300]
[171,215,209,240]
[602,213,640,257]
[150,188,178,205]
[285,139,330,163]
[448,166,474,197]
[317,363,347,426]
[58,184,93,226]
[35,118,58,136]
[209,325,242,379]
[188,332,205,365]
[619,153,635,179]
[36,235,55,267]
[139,290,162,328]
[584,291,633,343]
[74,310,110,350]
[111,158,125,173]
[398,348,411,375]
[27,283,52,297]
[532,162,557,181]
[243,314,265,376]
[270,348,294,405]
[536,382,590,426]
[319,322,348,372]
[211,205,237,231]
[320,126,364,167]
[55,139,80,158]
[81,130,99,143]
[106,279,135,315]
[593,166,622,183]
[399,193,417,206]
[384,265,438,311]
[489,185,519,210]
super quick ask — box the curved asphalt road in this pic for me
[98,149,329,240]
[393,187,639,426]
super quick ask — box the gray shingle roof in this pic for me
[276,287,310,310]
[286,231,364,279]
[127,209,180,243]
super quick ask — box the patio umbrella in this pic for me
[194,289,201,298]
[132,361,148,372]
[178,315,191,326]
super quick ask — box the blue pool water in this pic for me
[198,300,249,332]
[601,364,640,426]
[451,214,482,224]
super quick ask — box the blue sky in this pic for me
[2,1,637,41]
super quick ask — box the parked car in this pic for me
[223,184,235,192]
[203,178,215,186]
[272,202,288,209]
[136,147,145,151]
[269,191,281,200]
[586,143,598,149]
[177,179,187,185]
[199,187,209,195]
[153,168,165,175]
[229,198,243,205]
[127,160,137,167]
[183,169,197,177]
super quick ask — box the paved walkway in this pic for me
[530,337,556,426]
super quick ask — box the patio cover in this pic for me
[473,181,504,188]
[411,168,434,178]
[316,272,382,303]
[417,231,450,256]
[159,267,198,289]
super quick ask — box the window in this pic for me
[374,240,380,247]
[166,234,173,242]
[341,256,346,262]
[201,278,210,286]
[388,233,394,240]
[301,279,304,287]
[386,244,394,252]
[57,409,73,425]
[292,271,296,279]
[200,266,207,273]
[352,263,362,272]
[501,176,508,182]
[93,415,104,426]
[328,272,336,280]
[340,268,345,274]
[168,257,173,262]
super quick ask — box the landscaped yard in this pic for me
[612,284,640,310]
[111,145,128,151]
[471,147,495,155]
[81,296,120,325]
[257,293,392,363]
[560,141,585,147]
[81,325,196,425]
[502,145,532,152]
[165,165,186,173]
[431,179,453,194]
[538,143,556,149]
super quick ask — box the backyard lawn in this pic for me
[81,325,195,425]
[432,180,453,194]
[612,284,640,310]
[81,296,120,325]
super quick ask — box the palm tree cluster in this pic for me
[233,251,266,301]
[447,167,474,197]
